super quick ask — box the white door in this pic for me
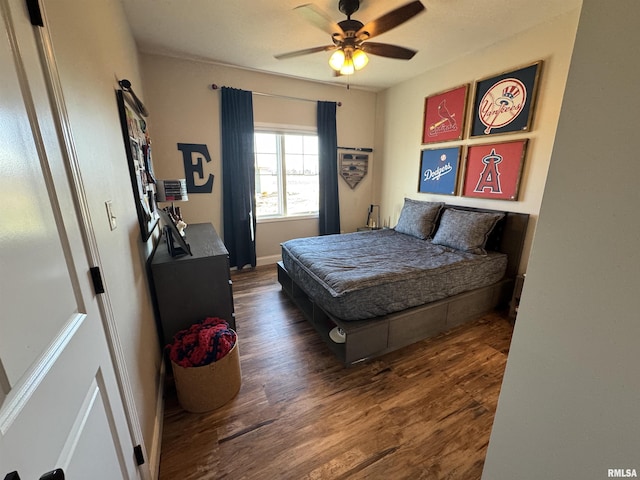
[0,1,139,478]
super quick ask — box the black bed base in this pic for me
[278,261,513,367]
[278,207,528,366]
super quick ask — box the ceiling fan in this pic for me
[275,0,426,75]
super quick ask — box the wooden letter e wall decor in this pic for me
[177,143,214,193]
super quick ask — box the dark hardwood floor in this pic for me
[158,265,514,479]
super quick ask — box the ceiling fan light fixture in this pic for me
[280,1,425,77]
[329,49,345,70]
[339,49,355,75]
[340,59,355,75]
[352,48,368,70]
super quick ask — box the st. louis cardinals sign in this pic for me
[422,84,468,144]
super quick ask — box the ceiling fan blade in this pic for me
[275,45,336,60]
[294,4,345,41]
[361,42,417,60]
[356,1,425,40]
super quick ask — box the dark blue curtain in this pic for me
[317,101,340,235]
[221,87,256,269]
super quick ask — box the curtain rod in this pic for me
[210,84,342,107]
[119,79,149,117]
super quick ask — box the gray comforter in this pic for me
[281,229,507,321]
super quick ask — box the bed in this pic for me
[277,200,529,366]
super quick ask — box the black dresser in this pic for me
[149,223,235,346]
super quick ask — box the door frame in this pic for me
[31,4,154,479]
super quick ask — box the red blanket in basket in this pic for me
[168,317,236,368]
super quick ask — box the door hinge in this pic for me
[134,445,145,466]
[89,267,105,294]
[25,0,43,26]
[39,469,64,480]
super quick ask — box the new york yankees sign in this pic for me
[471,62,542,137]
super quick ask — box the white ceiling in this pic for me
[121,0,582,92]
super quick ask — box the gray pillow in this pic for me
[394,198,444,239]
[431,208,504,254]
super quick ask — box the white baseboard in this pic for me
[147,360,165,479]
[256,254,281,266]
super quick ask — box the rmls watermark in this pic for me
[608,469,638,478]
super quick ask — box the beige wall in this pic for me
[141,5,581,271]
[42,0,162,474]
[483,0,640,477]
[140,54,378,264]
[375,9,581,273]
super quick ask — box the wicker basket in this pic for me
[171,339,241,413]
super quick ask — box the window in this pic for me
[254,131,319,218]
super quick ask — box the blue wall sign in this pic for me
[418,146,461,195]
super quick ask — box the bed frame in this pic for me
[277,206,529,367]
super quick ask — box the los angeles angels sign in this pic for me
[462,140,528,200]
[471,62,542,137]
